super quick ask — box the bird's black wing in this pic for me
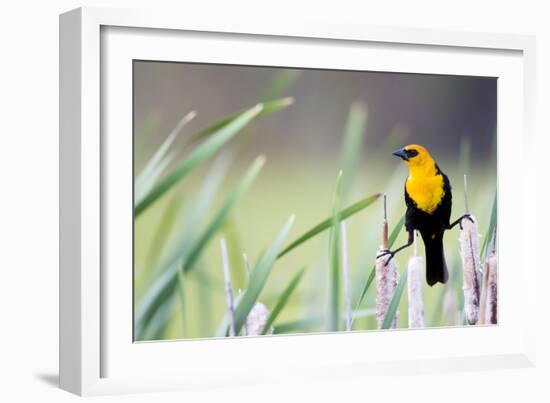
[403,181,420,233]
[434,165,452,228]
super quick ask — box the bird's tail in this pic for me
[421,232,449,286]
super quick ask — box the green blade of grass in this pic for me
[143,193,184,273]
[481,189,497,260]
[134,259,180,339]
[352,214,405,324]
[273,317,321,334]
[176,268,186,337]
[135,104,263,216]
[277,193,382,259]
[339,102,368,201]
[221,219,247,290]
[260,70,301,102]
[182,156,265,273]
[135,153,176,205]
[155,152,233,278]
[140,295,176,341]
[196,263,214,336]
[214,292,237,337]
[135,111,196,203]
[177,152,233,254]
[382,268,408,329]
[275,308,375,334]
[217,215,296,337]
[233,215,295,334]
[134,110,160,168]
[262,268,306,334]
[325,102,367,332]
[135,157,265,340]
[327,172,343,331]
[185,98,294,145]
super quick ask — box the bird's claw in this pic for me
[459,213,474,230]
[376,249,395,266]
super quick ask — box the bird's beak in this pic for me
[392,148,409,161]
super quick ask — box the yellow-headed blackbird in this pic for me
[378,144,472,286]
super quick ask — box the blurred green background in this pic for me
[133,61,497,340]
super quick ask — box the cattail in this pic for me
[459,175,481,325]
[220,238,236,336]
[442,288,458,326]
[341,221,352,331]
[484,253,498,324]
[480,225,498,325]
[479,260,490,325]
[407,232,425,328]
[376,194,399,329]
[240,253,274,336]
[244,302,273,336]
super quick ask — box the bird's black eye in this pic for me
[406,149,419,158]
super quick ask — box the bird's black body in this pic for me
[404,165,452,286]
[381,144,471,287]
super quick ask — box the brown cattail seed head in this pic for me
[459,216,482,325]
[245,302,273,336]
[407,255,425,328]
[376,248,398,329]
[484,254,498,324]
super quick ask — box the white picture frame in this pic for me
[59,6,537,396]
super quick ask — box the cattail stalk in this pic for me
[459,176,481,325]
[463,174,470,213]
[220,238,236,336]
[341,221,352,331]
[407,231,425,328]
[376,194,398,329]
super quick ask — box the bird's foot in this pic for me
[376,249,395,266]
[449,213,474,230]
[458,213,474,230]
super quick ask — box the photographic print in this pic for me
[133,61,497,341]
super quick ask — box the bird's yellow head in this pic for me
[392,144,439,177]
[392,144,435,169]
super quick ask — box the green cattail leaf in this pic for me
[135,157,265,340]
[262,268,306,334]
[217,215,296,337]
[481,189,498,260]
[134,260,180,340]
[143,193,185,275]
[176,268,186,335]
[185,98,294,146]
[275,309,375,334]
[183,157,265,273]
[328,172,344,331]
[352,214,405,324]
[339,102,368,202]
[382,269,408,329]
[135,111,196,204]
[277,193,382,259]
[260,70,301,102]
[135,105,264,215]
[140,296,176,341]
